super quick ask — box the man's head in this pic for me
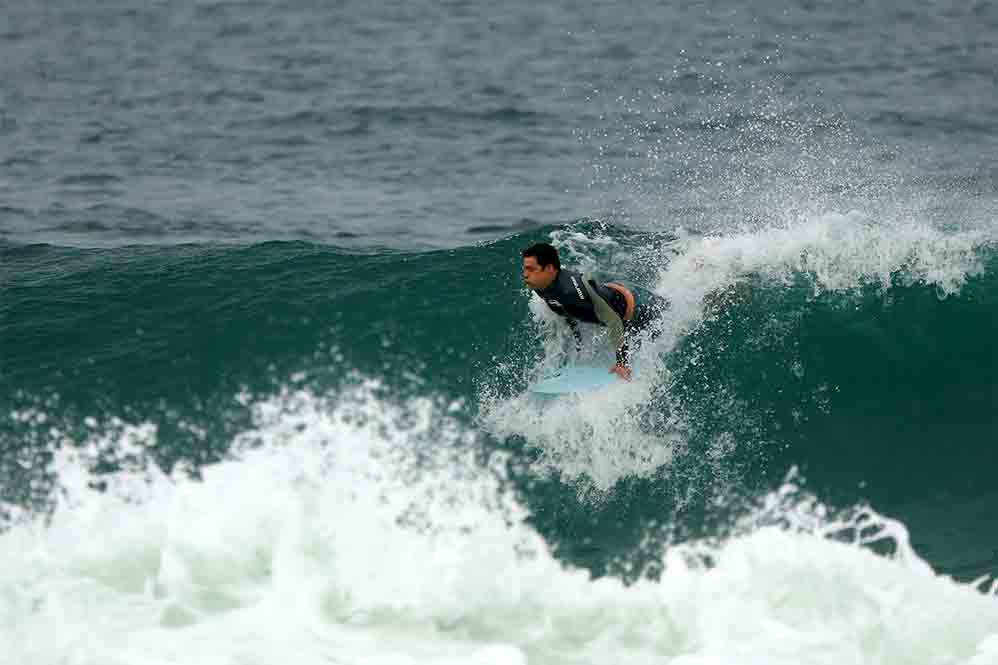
[521,242,560,290]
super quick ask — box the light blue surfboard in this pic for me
[530,365,630,395]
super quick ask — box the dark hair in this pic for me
[521,242,560,270]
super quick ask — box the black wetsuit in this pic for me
[535,269,664,366]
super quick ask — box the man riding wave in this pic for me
[521,242,666,381]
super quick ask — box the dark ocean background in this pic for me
[2,1,997,663]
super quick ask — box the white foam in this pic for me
[2,384,996,664]
[658,211,985,327]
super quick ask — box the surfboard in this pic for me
[530,365,630,395]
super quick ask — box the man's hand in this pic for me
[610,364,632,381]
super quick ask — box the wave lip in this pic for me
[659,212,987,321]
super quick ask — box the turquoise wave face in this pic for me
[2,223,998,584]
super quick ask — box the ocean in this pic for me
[2,1,997,663]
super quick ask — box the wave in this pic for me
[2,383,996,664]
[2,212,997,583]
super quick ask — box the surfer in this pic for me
[521,242,665,381]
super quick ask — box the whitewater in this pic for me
[2,379,997,665]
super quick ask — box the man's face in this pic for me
[522,256,557,290]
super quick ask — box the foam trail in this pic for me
[2,382,996,664]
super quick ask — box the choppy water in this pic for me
[2,1,998,663]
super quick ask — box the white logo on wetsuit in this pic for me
[570,275,585,300]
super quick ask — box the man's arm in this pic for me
[581,276,629,368]
[612,325,632,380]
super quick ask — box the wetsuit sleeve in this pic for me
[581,274,626,362]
